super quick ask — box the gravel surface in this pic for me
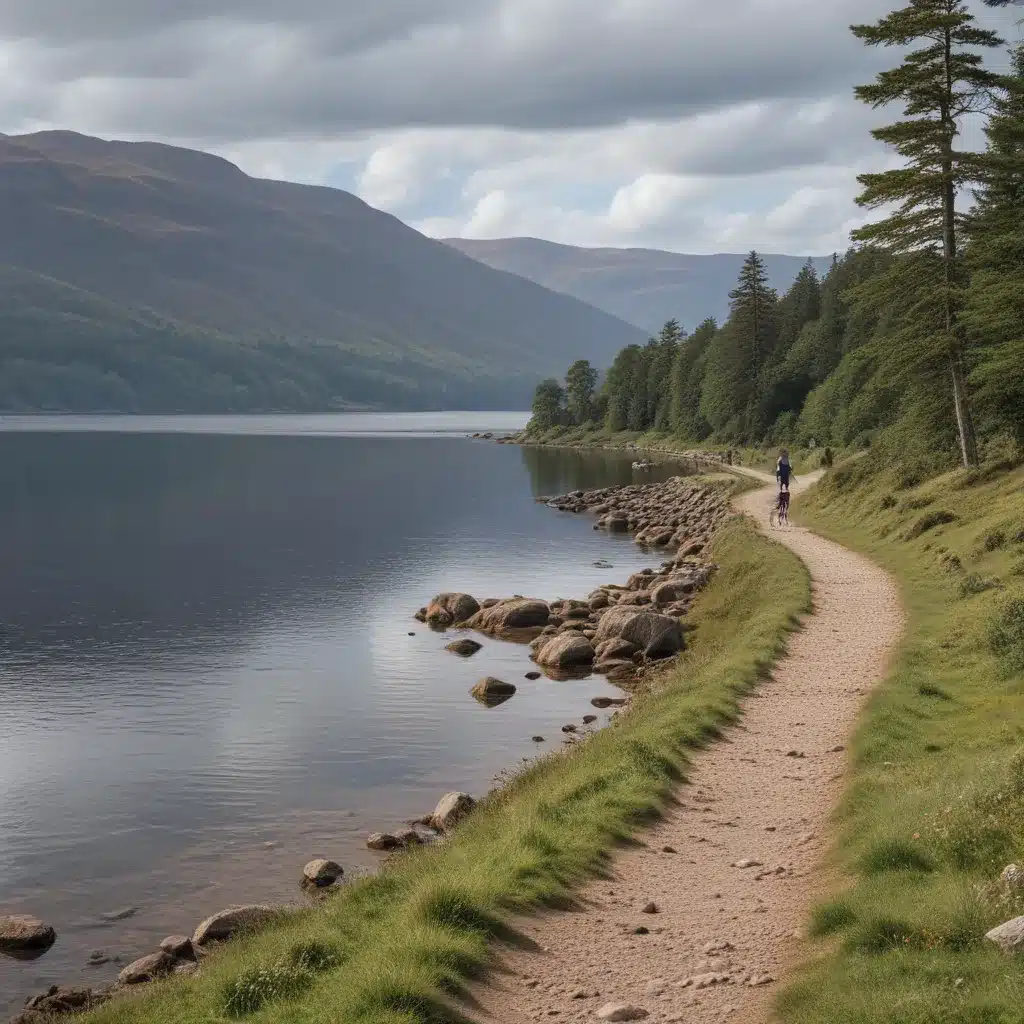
[469,469,903,1024]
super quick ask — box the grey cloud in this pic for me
[0,0,912,142]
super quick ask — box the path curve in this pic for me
[469,469,903,1024]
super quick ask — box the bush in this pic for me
[988,598,1024,674]
[903,510,957,540]
[880,494,897,510]
[821,447,834,468]
[958,574,1000,599]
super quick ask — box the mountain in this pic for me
[0,132,647,413]
[442,237,835,334]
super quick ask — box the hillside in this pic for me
[442,237,833,333]
[0,132,648,413]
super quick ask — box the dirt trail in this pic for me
[469,469,903,1024]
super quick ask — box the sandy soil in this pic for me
[468,469,903,1024]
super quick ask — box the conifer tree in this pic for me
[604,345,643,431]
[850,0,1003,467]
[530,378,566,430]
[649,319,684,431]
[669,318,716,439]
[962,39,1024,443]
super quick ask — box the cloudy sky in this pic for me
[1,0,1020,254]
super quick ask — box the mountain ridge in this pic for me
[441,236,834,333]
[0,131,647,412]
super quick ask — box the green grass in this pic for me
[84,515,809,1024]
[778,456,1024,1024]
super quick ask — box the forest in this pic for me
[528,0,1024,473]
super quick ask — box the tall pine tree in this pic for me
[962,39,1024,443]
[850,0,1003,467]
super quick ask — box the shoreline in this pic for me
[5,461,734,1024]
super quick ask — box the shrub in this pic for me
[903,510,957,540]
[958,574,1000,599]
[821,447,834,468]
[985,530,1007,552]
[880,494,897,510]
[988,598,1024,674]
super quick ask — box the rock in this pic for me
[175,960,200,977]
[0,915,56,953]
[445,638,483,657]
[302,859,343,886]
[18,986,105,1018]
[1001,864,1024,889]
[424,592,480,627]
[532,735,545,743]
[633,925,649,935]
[431,792,476,831]
[192,905,278,946]
[985,915,1024,952]
[594,658,637,676]
[661,845,677,854]
[595,637,636,661]
[119,950,177,985]
[395,828,427,846]
[100,906,138,922]
[87,950,110,966]
[159,935,195,959]
[591,696,628,709]
[596,1003,648,1021]
[469,598,551,635]
[747,974,775,987]
[471,676,517,705]
[562,723,578,734]
[593,607,684,660]
[534,633,596,669]
[583,714,598,724]
[733,858,762,869]
[641,902,659,914]
[525,671,542,680]
[367,833,402,851]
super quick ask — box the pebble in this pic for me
[661,845,677,854]
[595,1004,648,1021]
[733,858,762,869]
[641,902,659,914]
[532,736,546,743]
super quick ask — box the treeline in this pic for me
[530,0,1024,470]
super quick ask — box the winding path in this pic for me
[470,468,903,1024]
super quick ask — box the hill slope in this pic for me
[442,237,834,333]
[0,132,647,412]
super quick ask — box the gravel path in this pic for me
[469,469,903,1024]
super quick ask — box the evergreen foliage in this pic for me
[527,3,1024,471]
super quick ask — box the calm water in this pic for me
[0,414,691,1008]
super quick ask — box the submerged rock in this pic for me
[445,638,483,657]
[470,676,517,705]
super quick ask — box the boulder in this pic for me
[0,915,56,953]
[1001,864,1024,889]
[395,828,427,846]
[986,915,1024,952]
[594,658,637,676]
[192,905,278,947]
[469,598,551,634]
[20,987,105,1017]
[594,607,685,660]
[470,677,517,705]
[367,833,402,851]
[534,633,596,669]
[595,637,636,661]
[302,859,343,886]
[650,579,695,605]
[589,593,610,611]
[431,792,477,831]
[445,638,483,657]
[425,593,480,626]
[118,951,177,985]
[159,935,195,959]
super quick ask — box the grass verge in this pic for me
[83,514,808,1024]
[779,456,1024,1023]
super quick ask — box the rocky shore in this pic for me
[414,476,731,686]
[5,475,732,1024]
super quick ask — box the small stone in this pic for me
[829,745,846,753]
[526,672,542,680]
[562,724,578,734]
[1001,864,1024,889]
[747,974,774,987]
[118,951,176,985]
[367,832,402,851]
[159,935,195,959]
[733,858,762,869]
[641,902,659,914]
[583,715,598,725]
[661,845,677,854]
[431,791,477,831]
[0,915,56,953]
[532,736,545,743]
[302,858,343,886]
[595,1003,648,1021]
[786,750,805,759]
[446,639,483,657]
[985,915,1024,952]
[100,907,138,922]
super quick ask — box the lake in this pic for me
[0,413,694,1008]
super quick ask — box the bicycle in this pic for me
[769,489,790,528]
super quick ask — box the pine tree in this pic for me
[699,252,778,435]
[669,318,716,440]
[565,359,599,425]
[962,40,1024,443]
[850,0,1004,467]
[604,345,643,431]
[648,319,684,431]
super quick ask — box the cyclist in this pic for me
[776,449,792,491]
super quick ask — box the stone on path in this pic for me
[595,1004,648,1021]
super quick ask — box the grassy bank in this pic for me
[84,514,808,1024]
[516,424,838,475]
[779,456,1024,1023]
